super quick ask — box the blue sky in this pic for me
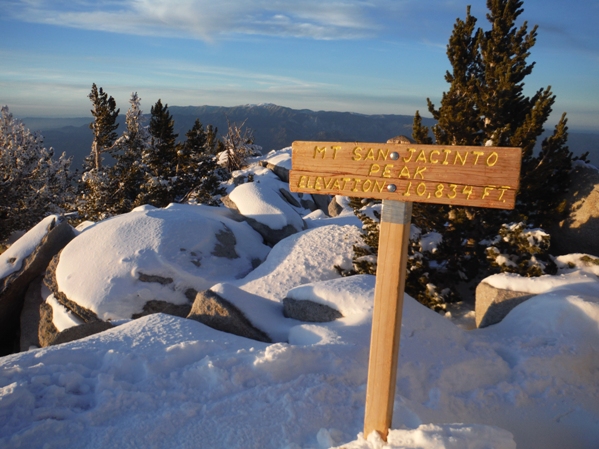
[1,0,598,131]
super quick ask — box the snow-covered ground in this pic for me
[1,150,598,449]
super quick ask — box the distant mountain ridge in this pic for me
[23,104,599,170]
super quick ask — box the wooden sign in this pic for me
[290,141,522,442]
[290,141,521,208]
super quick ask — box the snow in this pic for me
[46,294,83,332]
[484,270,598,294]
[419,231,443,253]
[229,224,362,301]
[264,146,292,170]
[55,204,269,320]
[1,149,599,449]
[0,215,60,279]
[228,177,305,231]
[338,424,516,449]
[286,275,375,321]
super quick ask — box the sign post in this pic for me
[290,141,521,440]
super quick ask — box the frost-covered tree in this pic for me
[176,119,228,205]
[110,92,151,214]
[218,119,262,172]
[87,83,120,170]
[77,84,121,222]
[0,106,74,241]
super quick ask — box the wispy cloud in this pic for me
[4,0,383,40]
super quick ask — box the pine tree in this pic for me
[77,84,120,222]
[137,99,179,207]
[0,106,74,241]
[175,118,228,205]
[412,0,584,235]
[110,92,151,214]
[392,0,585,308]
[87,83,119,170]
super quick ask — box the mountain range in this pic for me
[23,103,599,170]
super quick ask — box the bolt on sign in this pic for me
[290,141,522,441]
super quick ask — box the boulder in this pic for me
[283,297,343,322]
[48,204,270,322]
[387,135,414,144]
[187,289,272,343]
[0,217,76,355]
[51,321,115,346]
[475,281,534,328]
[311,194,331,215]
[548,164,599,256]
[224,182,306,246]
[328,197,344,217]
[38,302,58,347]
[45,253,101,324]
[19,276,45,351]
[260,159,290,183]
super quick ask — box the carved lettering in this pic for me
[403,148,416,163]
[314,146,327,159]
[487,152,499,167]
[369,164,381,176]
[454,151,468,166]
[442,149,451,165]
[472,151,485,165]
[414,166,427,179]
[332,146,341,159]
[352,147,363,161]
[383,164,393,178]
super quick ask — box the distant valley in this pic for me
[23,104,599,170]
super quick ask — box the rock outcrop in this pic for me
[282,297,343,322]
[475,281,534,328]
[548,164,599,257]
[19,276,45,351]
[187,289,272,343]
[0,216,76,355]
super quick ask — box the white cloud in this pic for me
[7,0,382,41]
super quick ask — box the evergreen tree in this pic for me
[77,84,120,222]
[0,106,74,242]
[110,92,151,214]
[347,0,588,311]
[176,119,227,205]
[137,99,179,207]
[87,83,119,170]
[411,0,584,232]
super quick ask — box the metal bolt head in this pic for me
[390,152,399,160]
[387,184,397,192]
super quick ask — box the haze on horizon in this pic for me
[1,0,598,131]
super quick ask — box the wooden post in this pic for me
[363,200,412,440]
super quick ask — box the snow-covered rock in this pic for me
[0,215,76,355]
[224,179,306,245]
[284,275,375,323]
[187,288,272,343]
[230,224,361,301]
[476,269,599,327]
[475,281,534,328]
[50,204,270,322]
